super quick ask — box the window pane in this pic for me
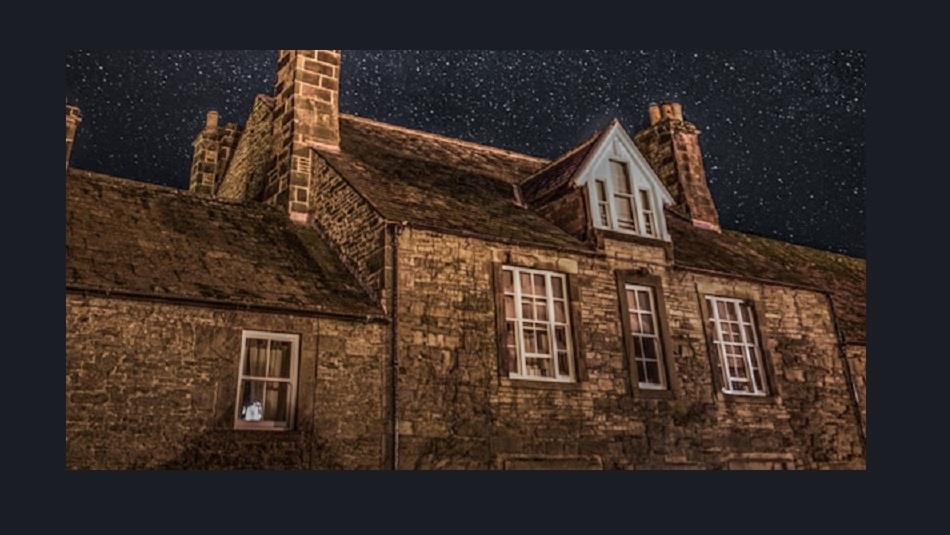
[503,269,514,292]
[639,190,652,211]
[740,303,752,322]
[268,340,292,379]
[244,339,268,376]
[534,275,546,295]
[637,290,652,310]
[553,300,566,323]
[263,381,289,422]
[239,380,265,422]
[629,312,642,333]
[641,313,655,334]
[522,328,537,353]
[504,295,515,319]
[642,360,661,385]
[616,197,635,221]
[595,180,608,201]
[641,338,658,361]
[520,272,533,295]
[554,326,568,351]
[525,357,553,378]
[535,301,548,321]
[552,277,564,299]
[536,329,550,354]
[521,299,534,320]
[557,351,570,376]
[505,322,519,374]
[610,161,631,193]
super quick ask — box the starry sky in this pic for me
[65,50,865,257]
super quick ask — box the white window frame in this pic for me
[234,330,301,430]
[502,266,575,383]
[638,188,657,238]
[594,179,611,228]
[706,297,768,396]
[624,283,666,390]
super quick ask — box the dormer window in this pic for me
[639,189,656,237]
[609,160,638,232]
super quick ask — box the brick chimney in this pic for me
[189,110,239,197]
[266,49,342,223]
[633,102,721,232]
[66,103,82,171]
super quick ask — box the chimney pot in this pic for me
[671,102,683,121]
[648,103,661,125]
[205,110,219,129]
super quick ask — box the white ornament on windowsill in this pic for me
[241,401,263,422]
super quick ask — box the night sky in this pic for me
[65,50,865,257]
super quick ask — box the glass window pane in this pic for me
[239,380,265,422]
[244,339,268,376]
[639,190,652,211]
[268,340,292,379]
[557,351,570,376]
[554,326,568,351]
[595,180,608,201]
[504,295,515,319]
[537,329,550,354]
[641,313,655,334]
[553,301,566,323]
[264,381,289,422]
[521,299,534,320]
[552,278,564,299]
[641,338,658,361]
[616,197,635,221]
[525,357,553,378]
[520,272,532,295]
[534,275,546,295]
[629,313,641,334]
[643,360,661,385]
[610,161,631,193]
[740,303,752,322]
[522,328,537,353]
[502,269,514,292]
[535,302,548,321]
[637,290,651,310]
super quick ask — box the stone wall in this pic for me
[217,96,275,202]
[66,294,388,469]
[845,344,867,436]
[392,228,865,469]
[309,154,389,303]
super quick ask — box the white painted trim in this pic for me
[503,266,575,383]
[573,121,673,241]
[234,330,301,431]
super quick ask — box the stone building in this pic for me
[65,50,867,469]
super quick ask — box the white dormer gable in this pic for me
[574,120,674,241]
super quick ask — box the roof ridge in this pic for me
[67,168,276,215]
[721,226,866,263]
[340,113,549,165]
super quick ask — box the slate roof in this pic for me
[317,116,591,252]
[668,215,866,343]
[66,169,383,319]
[519,127,605,204]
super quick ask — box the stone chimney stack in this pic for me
[634,102,721,232]
[266,49,342,223]
[66,104,82,171]
[189,110,240,197]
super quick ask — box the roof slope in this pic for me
[316,116,591,252]
[66,169,382,319]
[668,216,866,343]
[519,128,604,204]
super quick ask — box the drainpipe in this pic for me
[823,292,867,456]
[390,222,404,470]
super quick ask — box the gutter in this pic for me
[823,291,867,456]
[389,222,404,470]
